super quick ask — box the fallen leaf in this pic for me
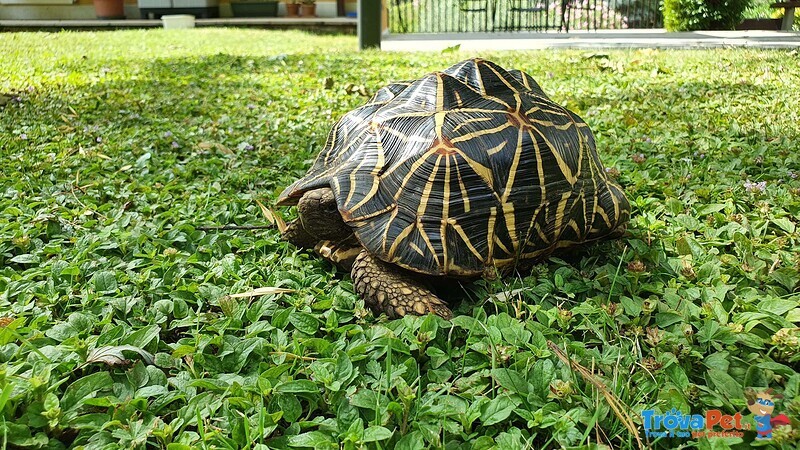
[227,287,295,298]
[85,345,154,366]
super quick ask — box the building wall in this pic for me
[0,0,357,20]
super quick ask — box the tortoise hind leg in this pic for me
[351,249,452,320]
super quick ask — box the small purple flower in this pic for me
[27,86,34,92]
[19,133,27,140]
[164,131,173,138]
[247,103,257,110]
[789,171,798,180]
[644,136,652,144]
[171,141,180,148]
[743,180,767,193]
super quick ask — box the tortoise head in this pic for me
[296,188,353,241]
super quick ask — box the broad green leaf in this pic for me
[395,431,424,450]
[274,380,319,394]
[277,394,303,422]
[492,368,531,395]
[290,311,319,335]
[758,297,798,316]
[92,271,118,293]
[288,431,335,449]
[61,372,114,412]
[707,368,743,402]
[122,325,160,348]
[771,217,795,234]
[361,426,393,443]
[10,254,38,264]
[480,394,520,426]
[531,359,555,398]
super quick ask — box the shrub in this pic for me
[743,0,773,18]
[663,0,751,31]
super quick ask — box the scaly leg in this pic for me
[282,219,318,249]
[351,249,452,320]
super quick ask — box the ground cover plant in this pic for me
[0,29,799,449]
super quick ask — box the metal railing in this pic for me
[387,0,663,33]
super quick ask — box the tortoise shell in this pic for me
[277,58,630,277]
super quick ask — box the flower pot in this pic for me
[231,0,278,17]
[285,3,299,16]
[94,0,125,19]
[299,3,315,17]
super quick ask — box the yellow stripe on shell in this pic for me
[452,156,471,213]
[441,154,452,273]
[527,125,577,186]
[450,122,514,144]
[414,154,444,267]
[450,219,484,262]
[486,206,497,263]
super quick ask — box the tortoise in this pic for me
[276,58,630,320]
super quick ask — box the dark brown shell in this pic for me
[278,58,629,276]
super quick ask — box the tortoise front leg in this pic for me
[282,219,317,249]
[351,249,452,320]
[314,238,362,272]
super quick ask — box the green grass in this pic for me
[1,29,799,449]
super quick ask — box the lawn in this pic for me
[1,29,799,449]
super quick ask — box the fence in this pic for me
[386,0,663,33]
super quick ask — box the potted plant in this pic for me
[299,0,315,17]
[231,0,278,17]
[93,0,126,19]
[285,0,300,16]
